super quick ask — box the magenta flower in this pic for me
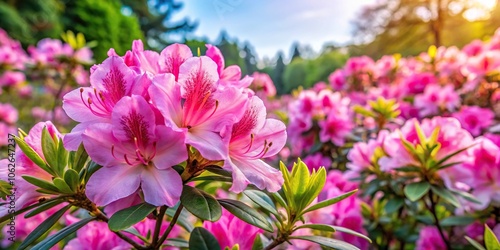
[414,84,460,117]
[318,109,354,146]
[205,44,252,89]
[302,153,333,172]
[158,43,192,79]
[346,130,388,178]
[251,72,276,97]
[224,96,286,193]
[63,56,139,150]
[402,72,437,95]
[83,95,187,207]
[453,106,494,136]
[462,138,500,210]
[416,226,447,250]
[329,69,347,91]
[150,56,248,161]
[203,209,263,250]
[64,218,129,250]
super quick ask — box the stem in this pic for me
[262,236,286,250]
[427,190,451,250]
[152,206,167,246]
[156,204,184,248]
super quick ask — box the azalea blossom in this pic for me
[83,95,187,206]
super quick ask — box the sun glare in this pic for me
[464,0,498,21]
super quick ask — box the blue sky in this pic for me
[174,0,374,60]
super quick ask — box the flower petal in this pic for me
[141,167,182,206]
[86,165,142,206]
[153,126,187,169]
[227,158,283,193]
[149,73,183,129]
[159,43,193,79]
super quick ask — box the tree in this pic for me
[242,42,257,75]
[273,52,286,95]
[290,42,301,61]
[351,0,499,58]
[120,0,197,50]
[61,0,144,62]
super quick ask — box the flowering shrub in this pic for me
[1,25,500,250]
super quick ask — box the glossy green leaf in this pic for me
[218,199,273,232]
[385,198,404,214]
[53,178,74,194]
[485,224,500,250]
[181,185,222,222]
[72,143,88,173]
[63,169,80,192]
[465,236,486,250]
[31,217,95,250]
[14,136,54,176]
[295,224,336,232]
[0,180,12,200]
[430,186,460,207]
[244,190,278,216]
[289,235,359,250]
[332,226,372,243]
[25,199,65,218]
[189,227,221,250]
[164,238,189,248]
[41,126,59,175]
[19,205,71,249]
[166,206,193,232]
[22,176,59,192]
[302,189,357,215]
[451,190,482,204]
[252,234,264,250]
[404,182,430,202]
[440,215,475,227]
[108,203,156,231]
[56,138,69,174]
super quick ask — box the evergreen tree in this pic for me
[273,52,286,95]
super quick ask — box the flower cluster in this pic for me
[62,41,286,208]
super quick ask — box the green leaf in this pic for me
[270,190,287,208]
[0,197,63,223]
[190,175,232,182]
[485,224,500,250]
[108,203,156,231]
[252,234,264,250]
[289,235,359,250]
[14,136,54,176]
[440,216,475,227]
[432,146,473,170]
[430,186,460,207]
[188,227,221,250]
[72,143,88,173]
[0,180,12,200]
[451,190,482,204]
[25,199,65,218]
[385,198,404,214]
[332,226,372,243]
[295,224,336,232]
[243,190,278,216]
[56,138,69,174]
[22,176,59,192]
[19,205,71,249]
[465,236,486,250]
[164,238,189,248]
[64,169,80,192]
[41,126,59,175]
[166,205,193,232]
[302,189,358,215]
[82,161,102,183]
[204,166,232,177]
[31,217,95,250]
[218,199,273,232]
[404,182,430,202]
[180,185,222,222]
[53,178,74,194]
[299,167,326,211]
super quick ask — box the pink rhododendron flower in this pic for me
[251,72,276,97]
[83,95,187,206]
[0,103,18,124]
[224,96,286,192]
[318,109,354,146]
[453,106,494,136]
[303,153,332,172]
[203,209,262,250]
[150,56,248,161]
[414,84,460,117]
[329,69,346,91]
[462,138,500,210]
[64,217,129,250]
[402,72,437,95]
[346,130,388,179]
[416,226,447,250]
[63,56,139,149]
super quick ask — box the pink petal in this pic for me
[86,165,142,206]
[149,74,183,129]
[227,158,283,193]
[82,123,124,167]
[186,128,228,161]
[62,87,107,122]
[90,56,136,105]
[63,122,90,151]
[159,43,193,79]
[250,119,287,158]
[152,126,187,169]
[141,167,182,206]
[111,95,156,147]
[205,44,225,75]
[221,65,241,81]
[203,86,249,132]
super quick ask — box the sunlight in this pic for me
[464,0,498,21]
